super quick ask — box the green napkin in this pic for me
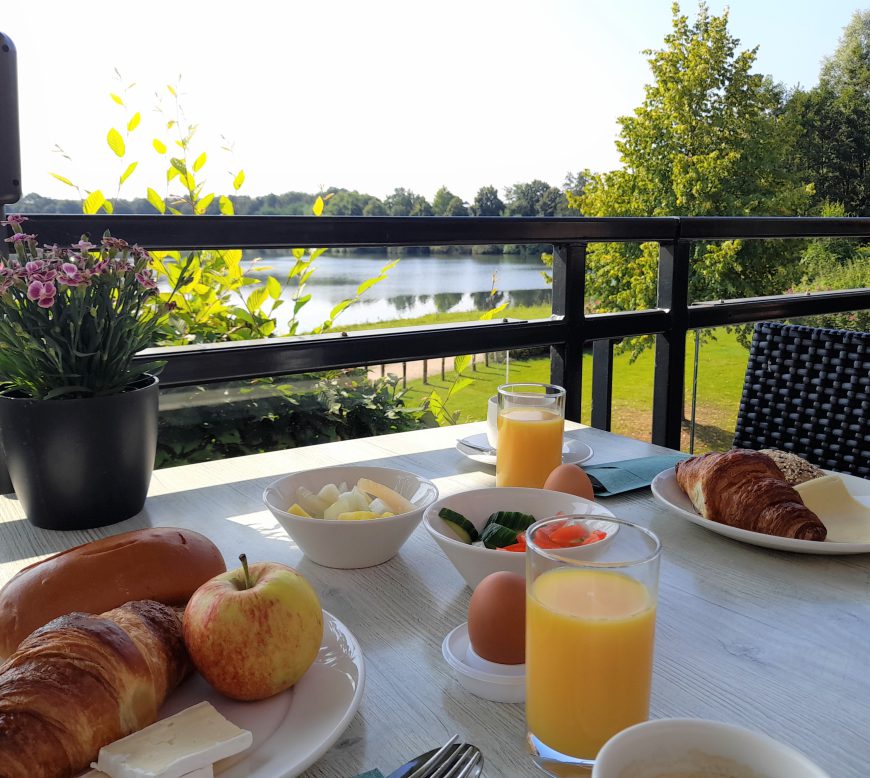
[585,453,690,497]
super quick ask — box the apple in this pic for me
[183,554,323,701]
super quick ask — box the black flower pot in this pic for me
[0,374,159,530]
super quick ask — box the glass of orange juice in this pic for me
[495,383,565,488]
[525,516,661,771]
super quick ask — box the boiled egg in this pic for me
[543,463,595,501]
[467,571,525,665]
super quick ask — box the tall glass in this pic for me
[495,383,565,488]
[525,516,661,770]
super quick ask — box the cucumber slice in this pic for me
[484,511,536,532]
[438,507,480,544]
[481,522,520,549]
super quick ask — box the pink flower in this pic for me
[4,232,37,244]
[27,279,57,308]
[58,262,89,287]
[136,271,158,290]
[102,236,129,251]
[72,239,95,252]
[25,260,44,274]
[0,214,28,226]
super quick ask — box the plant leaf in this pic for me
[233,170,245,191]
[454,354,471,374]
[193,152,207,172]
[83,190,106,215]
[219,196,234,216]
[107,128,125,157]
[266,276,282,299]
[110,93,124,106]
[313,196,324,216]
[50,173,75,188]
[127,112,141,132]
[119,161,138,185]
[147,187,166,214]
[153,138,167,154]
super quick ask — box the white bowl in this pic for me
[591,718,831,778]
[423,487,615,590]
[263,465,438,569]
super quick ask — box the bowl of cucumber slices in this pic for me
[423,487,616,590]
[264,464,438,569]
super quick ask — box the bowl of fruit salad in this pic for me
[263,465,439,568]
[423,487,616,589]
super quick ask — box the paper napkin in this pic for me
[585,453,691,497]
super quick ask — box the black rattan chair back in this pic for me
[733,321,869,478]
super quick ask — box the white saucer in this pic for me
[456,433,593,467]
[442,622,525,703]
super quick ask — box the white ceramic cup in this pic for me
[485,395,499,448]
[591,718,831,778]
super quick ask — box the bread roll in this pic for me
[0,527,226,659]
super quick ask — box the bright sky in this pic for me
[2,0,863,204]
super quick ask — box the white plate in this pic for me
[651,468,870,555]
[456,432,593,467]
[158,610,364,778]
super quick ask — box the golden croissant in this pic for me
[675,449,827,541]
[0,599,191,778]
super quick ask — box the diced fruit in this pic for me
[369,497,391,515]
[438,508,480,544]
[337,511,379,521]
[357,478,414,514]
[295,486,330,518]
[317,483,341,504]
[287,503,312,518]
[323,496,356,520]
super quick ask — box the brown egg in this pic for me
[467,571,526,665]
[543,463,595,501]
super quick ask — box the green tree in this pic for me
[469,185,505,216]
[785,11,870,215]
[432,186,458,215]
[444,195,468,216]
[575,2,812,317]
[384,187,432,216]
[504,179,554,216]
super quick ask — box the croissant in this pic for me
[0,600,191,778]
[675,449,827,541]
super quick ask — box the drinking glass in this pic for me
[495,383,565,488]
[525,516,661,771]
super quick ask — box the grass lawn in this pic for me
[395,330,749,453]
[343,303,751,453]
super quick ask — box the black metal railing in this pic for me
[5,213,870,450]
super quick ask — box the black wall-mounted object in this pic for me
[0,32,22,205]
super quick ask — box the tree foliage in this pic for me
[785,11,870,216]
[469,185,505,216]
[575,2,812,317]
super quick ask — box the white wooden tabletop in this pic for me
[1,422,868,778]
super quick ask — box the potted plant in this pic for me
[0,214,167,530]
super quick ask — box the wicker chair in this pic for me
[732,321,869,478]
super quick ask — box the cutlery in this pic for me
[386,735,484,778]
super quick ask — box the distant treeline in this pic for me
[14,177,587,256]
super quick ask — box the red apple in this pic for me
[183,555,323,701]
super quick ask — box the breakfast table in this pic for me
[0,421,867,778]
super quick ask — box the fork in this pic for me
[403,735,483,778]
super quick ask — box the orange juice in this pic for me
[526,568,656,760]
[496,408,563,487]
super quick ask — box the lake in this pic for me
[243,251,552,332]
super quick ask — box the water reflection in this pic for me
[244,251,552,332]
